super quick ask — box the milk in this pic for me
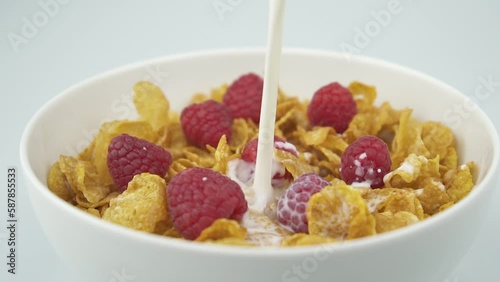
[251,0,287,213]
[223,0,288,245]
[227,159,291,246]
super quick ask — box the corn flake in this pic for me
[183,146,214,168]
[384,154,440,189]
[189,93,209,104]
[438,201,455,212]
[161,120,189,158]
[275,107,298,138]
[163,226,183,238]
[362,188,424,220]
[348,81,377,113]
[196,218,247,242]
[99,203,109,217]
[302,127,348,154]
[444,162,475,203]
[275,97,308,139]
[133,81,170,131]
[168,158,200,178]
[77,138,95,162]
[208,135,236,174]
[103,173,169,233]
[374,211,419,233]
[47,161,73,202]
[85,207,101,217]
[76,191,120,209]
[152,219,179,238]
[281,233,336,247]
[307,184,376,240]
[276,97,300,121]
[60,155,112,204]
[315,147,341,174]
[77,163,111,203]
[230,118,258,153]
[390,110,430,168]
[58,155,80,195]
[344,102,400,144]
[275,149,317,179]
[421,121,455,160]
[210,84,228,102]
[416,178,451,215]
[440,146,458,174]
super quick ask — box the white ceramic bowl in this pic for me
[21,49,499,282]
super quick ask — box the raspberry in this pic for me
[241,136,299,162]
[241,136,298,181]
[181,100,233,148]
[307,82,357,133]
[276,173,330,233]
[340,135,391,188]
[222,73,264,123]
[167,167,248,240]
[107,134,172,192]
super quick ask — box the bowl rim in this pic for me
[20,47,500,257]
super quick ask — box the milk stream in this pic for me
[252,0,287,213]
[224,0,288,246]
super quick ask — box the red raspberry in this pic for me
[276,173,330,233]
[340,135,391,188]
[222,73,264,123]
[167,167,248,240]
[241,136,299,162]
[107,134,172,192]
[181,100,233,148]
[307,82,357,133]
[241,136,298,181]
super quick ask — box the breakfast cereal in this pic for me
[46,74,475,247]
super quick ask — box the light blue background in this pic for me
[1,0,499,281]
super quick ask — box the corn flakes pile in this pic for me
[47,79,475,247]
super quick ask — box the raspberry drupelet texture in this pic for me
[276,173,330,233]
[180,100,233,148]
[340,135,392,188]
[307,82,357,133]
[107,134,172,192]
[222,73,264,124]
[167,167,248,240]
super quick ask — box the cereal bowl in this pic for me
[20,49,499,282]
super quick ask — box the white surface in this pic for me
[1,0,500,281]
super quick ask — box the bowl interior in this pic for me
[21,48,499,248]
